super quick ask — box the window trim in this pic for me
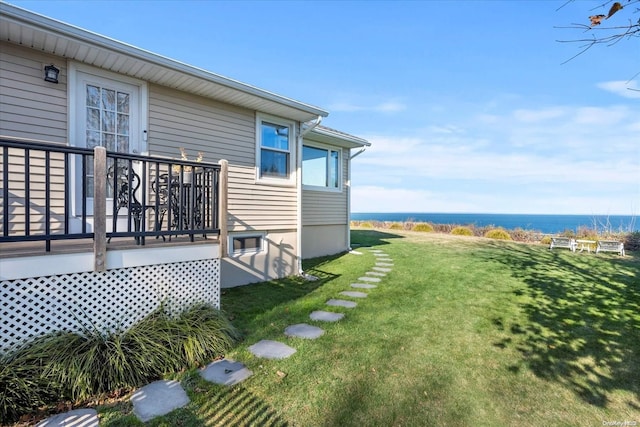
[255,113,296,186]
[229,232,267,256]
[302,142,343,192]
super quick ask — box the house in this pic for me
[0,3,369,352]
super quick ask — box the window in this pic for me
[230,233,266,255]
[257,115,294,182]
[302,145,341,190]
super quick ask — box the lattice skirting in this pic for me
[1,258,220,353]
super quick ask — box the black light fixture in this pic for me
[44,64,59,83]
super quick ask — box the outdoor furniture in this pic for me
[154,172,205,234]
[108,163,165,244]
[549,237,576,252]
[596,240,625,256]
[575,239,596,253]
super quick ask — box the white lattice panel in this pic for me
[1,259,220,353]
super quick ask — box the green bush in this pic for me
[451,226,474,236]
[624,231,640,251]
[484,228,512,240]
[540,235,552,246]
[359,222,374,229]
[412,223,434,232]
[389,222,404,230]
[1,304,239,417]
[0,352,55,424]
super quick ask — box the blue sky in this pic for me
[9,0,640,215]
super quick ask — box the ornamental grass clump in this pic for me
[484,228,512,240]
[388,222,404,230]
[451,226,474,236]
[0,352,56,424]
[0,303,239,417]
[412,222,434,233]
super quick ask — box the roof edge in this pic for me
[309,125,371,147]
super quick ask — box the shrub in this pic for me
[624,231,640,252]
[451,226,473,236]
[412,223,434,233]
[484,228,512,240]
[359,222,374,229]
[2,304,239,413]
[0,352,54,424]
[540,235,552,246]
[389,222,404,230]
[509,228,540,243]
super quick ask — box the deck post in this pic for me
[218,159,229,258]
[93,147,107,271]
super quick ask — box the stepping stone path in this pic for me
[36,409,98,427]
[327,298,357,308]
[131,380,190,422]
[340,291,368,298]
[310,310,344,322]
[200,358,253,386]
[285,323,325,339]
[351,283,377,289]
[38,247,395,425]
[249,339,297,359]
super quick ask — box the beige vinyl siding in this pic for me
[0,42,67,143]
[227,166,297,231]
[148,85,298,231]
[1,43,68,236]
[302,148,349,226]
[1,148,66,235]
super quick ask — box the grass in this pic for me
[22,229,639,426]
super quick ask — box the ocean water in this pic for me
[351,213,639,234]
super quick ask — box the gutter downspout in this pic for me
[347,147,367,250]
[296,116,323,275]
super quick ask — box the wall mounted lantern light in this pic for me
[44,64,59,83]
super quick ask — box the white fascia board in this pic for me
[306,126,370,149]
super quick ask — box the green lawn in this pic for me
[99,229,639,426]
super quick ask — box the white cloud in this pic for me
[349,102,640,215]
[513,107,567,123]
[328,97,406,113]
[597,80,640,99]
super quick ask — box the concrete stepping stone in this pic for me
[248,340,296,359]
[373,253,388,257]
[131,380,190,422]
[36,409,98,427]
[366,271,386,277]
[351,283,377,289]
[200,359,253,386]
[340,291,368,298]
[310,310,344,322]
[373,267,392,272]
[285,323,325,339]
[376,262,394,267]
[326,298,357,308]
[370,249,384,253]
[358,276,381,282]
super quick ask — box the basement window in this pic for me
[230,233,266,256]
